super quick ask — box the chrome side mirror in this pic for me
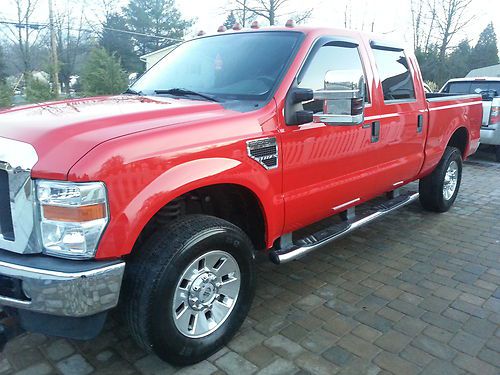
[313,70,365,126]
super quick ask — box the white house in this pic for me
[140,45,178,71]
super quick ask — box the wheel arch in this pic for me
[132,183,268,255]
[419,125,470,179]
[95,157,282,259]
[446,126,469,158]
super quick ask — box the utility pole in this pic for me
[48,0,60,96]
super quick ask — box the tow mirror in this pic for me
[313,70,365,126]
[295,110,313,124]
[292,88,314,104]
[285,88,314,125]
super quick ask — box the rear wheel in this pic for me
[495,145,500,162]
[123,215,256,365]
[419,146,462,212]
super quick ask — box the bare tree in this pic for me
[232,0,312,26]
[344,2,352,29]
[434,0,474,61]
[423,0,437,53]
[232,0,254,27]
[410,0,425,50]
[3,0,45,78]
[54,5,92,93]
[291,8,313,25]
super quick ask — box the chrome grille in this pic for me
[0,169,14,241]
[0,137,40,254]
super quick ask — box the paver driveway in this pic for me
[1,150,499,375]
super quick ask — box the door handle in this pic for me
[417,114,424,133]
[371,121,380,143]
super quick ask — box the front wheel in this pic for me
[123,215,256,365]
[419,146,462,212]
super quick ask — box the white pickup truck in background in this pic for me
[440,77,500,162]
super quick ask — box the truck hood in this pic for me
[0,96,229,179]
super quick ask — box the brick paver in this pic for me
[1,151,499,374]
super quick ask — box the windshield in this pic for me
[442,81,500,97]
[132,31,302,104]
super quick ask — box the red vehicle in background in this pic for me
[0,24,481,365]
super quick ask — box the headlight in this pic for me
[36,180,109,259]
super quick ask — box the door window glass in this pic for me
[298,44,367,113]
[372,48,415,102]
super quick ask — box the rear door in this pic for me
[367,42,426,184]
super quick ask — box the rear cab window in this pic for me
[442,81,500,98]
[371,46,416,103]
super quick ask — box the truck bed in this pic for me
[419,94,482,177]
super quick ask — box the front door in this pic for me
[280,38,385,233]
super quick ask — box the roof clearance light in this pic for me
[217,25,227,32]
[197,30,206,36]
[285,19,295,28]
[251,21,259,29]
[233,22,242,30]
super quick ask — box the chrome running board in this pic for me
[269,192,420,264]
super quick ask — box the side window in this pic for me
[372,48,415,102]
[298,44,367,113]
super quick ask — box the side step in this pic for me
[269,192,420,264]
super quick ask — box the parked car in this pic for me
[0,25,482,365]
[423,82,433,93]
[440,77,500,161]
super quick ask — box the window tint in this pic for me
[372,49,415,102]
[445,81,500,97]
[298,44,366,113]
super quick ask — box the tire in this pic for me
[123,215,256,365]
[495,146,500,163]
[419,146,462,212]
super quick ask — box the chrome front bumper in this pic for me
[0,251,124,317]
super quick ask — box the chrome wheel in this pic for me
[443,160,458,200]
[172,250,241,338]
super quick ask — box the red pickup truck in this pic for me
[0,25,482,364]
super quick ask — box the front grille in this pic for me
[0,170,14,242]
[0,137,39,254]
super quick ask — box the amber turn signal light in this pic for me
[42,203,107,222]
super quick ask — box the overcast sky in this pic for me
[177,0,500,50]
[2,0,500,51]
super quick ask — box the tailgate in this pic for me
[482,101,492,126]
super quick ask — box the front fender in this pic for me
[74,155,283,259]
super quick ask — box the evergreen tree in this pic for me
[25,78,54,104]
[447,40,473,79]
[0,83,12,109]
[81,47,128,96]
[100,13,142,73]
[415,44,441,85]
[223,11,237,29]
[0,45,7,84]
[124,0,192,56]
[471,22,499,69]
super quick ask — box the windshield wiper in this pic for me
[154,88,220,102]
[123,88,143,96]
